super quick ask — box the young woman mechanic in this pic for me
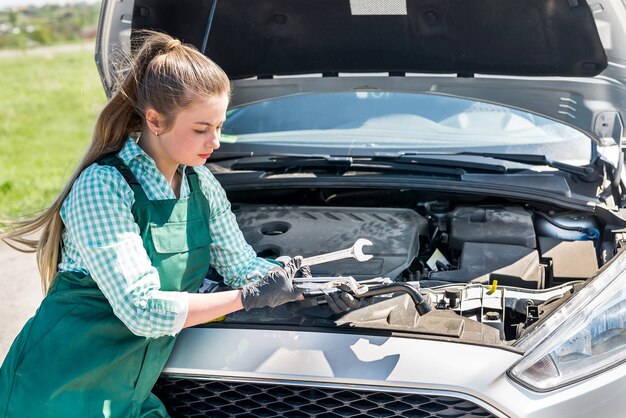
[0,32,305,417]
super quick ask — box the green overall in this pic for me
[0,156,212,417]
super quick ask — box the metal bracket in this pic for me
[594,111,624,148]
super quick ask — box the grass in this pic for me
[0,47,106,219]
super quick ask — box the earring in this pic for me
[154,130,159,136]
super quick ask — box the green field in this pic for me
[0,47,106,219]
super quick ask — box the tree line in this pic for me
[0,2,100,49]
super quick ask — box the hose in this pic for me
[358,283,432,315]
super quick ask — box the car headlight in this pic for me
[509,250,626,391]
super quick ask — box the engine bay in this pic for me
[207,188,619,344]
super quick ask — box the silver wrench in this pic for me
[299,238,374,267]
[293,276,369,295]
[275,238,374,268]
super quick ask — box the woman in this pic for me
[0,31,303,417]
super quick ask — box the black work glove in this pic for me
[325,291,362,314]
[241,257,304,311]
[299,264,312,278]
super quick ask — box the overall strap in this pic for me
[97,155,149,203]
[184,166,212,217]
[184,166,200,193]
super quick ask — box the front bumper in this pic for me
[158,327,626,417]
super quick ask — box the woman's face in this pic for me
[156,94,229,168]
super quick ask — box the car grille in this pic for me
[153,377,496,418]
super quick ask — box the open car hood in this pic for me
[129,0,608,80]
[96,0,625,143]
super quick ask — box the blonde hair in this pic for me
[1,30,231,294]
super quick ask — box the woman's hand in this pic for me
[240,257,305,310]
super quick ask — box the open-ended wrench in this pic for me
[293,276,393,296]
[299,238,374,267]
[275,238,374,268]
[293,276,368,295]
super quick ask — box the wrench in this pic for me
[293,276,393,296]
[275,238,373,268]
[299,238,374,267]
[293,276,369,295]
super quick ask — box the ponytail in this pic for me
[1,30,231,294]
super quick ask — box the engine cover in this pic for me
[234,206,428,280]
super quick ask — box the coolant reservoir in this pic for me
[535,213,600,241]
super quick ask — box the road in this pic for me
[0,241,42,362]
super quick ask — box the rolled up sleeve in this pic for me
[61,165,189,338]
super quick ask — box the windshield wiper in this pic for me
[371,153,507,173]
[230,155,352,170]
[208,152,256,162]
[457,152,599,181]
[228,154,464,176]
[386,151,599,181]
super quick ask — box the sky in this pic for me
[2,0,99,7]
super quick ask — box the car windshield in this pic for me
[222,92,593,164]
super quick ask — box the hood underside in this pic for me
[131,0,607,79]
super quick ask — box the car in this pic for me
[95,1,626,417]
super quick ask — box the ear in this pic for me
[145,108,163,135]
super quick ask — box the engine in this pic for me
[235,206,427,280]
[234,203,600,289]
[223,201,606,342]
